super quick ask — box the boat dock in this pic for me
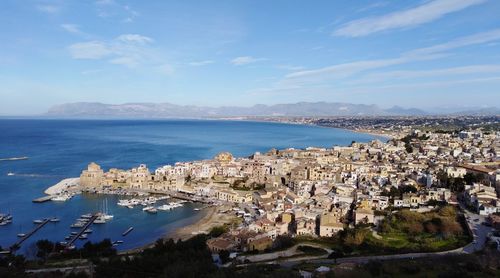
[10,219,50,251]
[65,214,98,249]
[32,195,53,203]
[122,227,134,237]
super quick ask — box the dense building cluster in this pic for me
[80,128,500,253]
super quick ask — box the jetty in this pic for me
[11,219,50,251]
[0,156,28,162]
[32,196,53,203]
[122,227,134,237]
[65,214,98,249]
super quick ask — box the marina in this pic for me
[11,218,51,251]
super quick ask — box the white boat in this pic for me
[157,204,173,211]
[7,172,15,176]
[52,195,71,202]
[71,223,85,228]
[50,218,60,222]
[81,214,92,219]
[147,208,158,214]
[17,233,26,237]
[100,199,114,221]
[33,219,44,224]
[94,217,106,224]
[142,206,154,211]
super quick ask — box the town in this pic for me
[76,126,500,260]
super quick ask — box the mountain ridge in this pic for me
[46,102,500,118]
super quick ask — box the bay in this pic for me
[0,119,384,255]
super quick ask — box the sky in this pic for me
[1,0,500,115]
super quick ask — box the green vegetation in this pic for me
[296,206,469,257]
[296,245,328,256]
[208,225,229,237]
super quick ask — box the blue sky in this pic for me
[1,0,500,115]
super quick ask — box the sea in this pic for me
[0,119,385,255]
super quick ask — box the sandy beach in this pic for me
[119,204,237,254]
[166,204,236,241]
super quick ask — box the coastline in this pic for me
[120,204,235,254]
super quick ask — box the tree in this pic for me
[219,250,230,264]
[36,239,54,261]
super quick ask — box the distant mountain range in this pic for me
[45,102,500,118]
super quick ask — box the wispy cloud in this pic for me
[69,41,111,59]
[230,56,266,66]
[334,0,486,37]
[36,4,61,14]
[68,34,155,67]
[408,28,500,55]
[363,65,500,81]
[188,60,214,66]
[116,34,153,44]
[61,24,81,34]
[256,28,500,95]
[95,1,139,22]
[276,65,305,71]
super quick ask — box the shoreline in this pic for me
[119,205,236,254]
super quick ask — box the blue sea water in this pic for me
[0,119,384,255]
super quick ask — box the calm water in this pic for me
[0,119,383,255]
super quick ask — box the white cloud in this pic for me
[68,41,111,59]
[117,34,154,44]
[189,60,214,66]
[230,56,266,65]
[363,65,500,80]
[408,28,500,55]
[36,4,61,14]
[283,28,500,85]
[61,24,81,34]
[68,34,156,67]
[334,0,486,37]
